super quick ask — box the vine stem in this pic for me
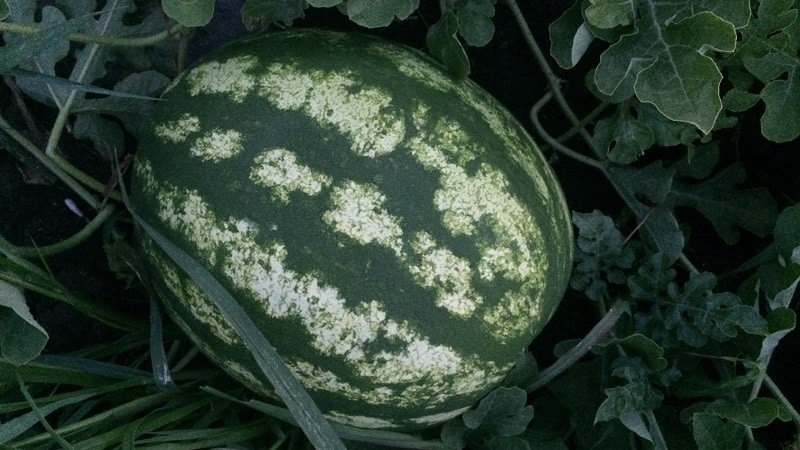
[45,0,119,159]
[0,21,183,48]
[525,299,629,392]
[505,0,601,158]
[764,373,800,428]
[1,204,116,257]
[530,92,604,170]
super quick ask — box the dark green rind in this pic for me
[131,29,572,430]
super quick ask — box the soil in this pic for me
[1,1,798,448]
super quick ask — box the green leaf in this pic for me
[593,105,654,163]
[6,68,164,102]
[0,0,8,20]
[775,204,800,262]
[672,142,720,180]
[635,102,699,147]
[666,272,767,345]
[595,382,663,423]
[733,0,800,142]
[604,162,684,262]
[757,308,796,365]
[595,9,737,134]
[345,0,419,28]
[705,398,781,428]
[761,67,800,142]
[0,6,85,73]
[462,387,533,436]
[70,70,170,138]
[161,0,215,27]
[668,163,778,244]
[603,334,668,372]
[241,0,306,28]
[722,88,761,113]
[426,10,470,78]
[570,210,636,301]
[549,2,594,69]
[691,413,746,450]
[628,252,676,300]
[455,0,495,47]
[585,0,635,29]
[0,280,48,365]
[73,113,125,160]
[307,0,342,6]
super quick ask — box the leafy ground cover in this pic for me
[1,0,799,448]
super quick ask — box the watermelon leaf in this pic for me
[704,398,782,429]
[426,9,471,78]
[570,210,636,301]
[667,163,778,245]
[594,8,737,134]
[161,0,215,27]
[0,280,48,366]
[442,387,533,448]
[345,0,419,28]
[592,104,654,164]
[548,1,593,69]
[733,0,800,142]
[128,210,346,449]
[454,0,495,47]
[0,7,85,74]
[604,162,684,262]
[691,413,747,450]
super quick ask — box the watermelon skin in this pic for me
[131,29,573,430]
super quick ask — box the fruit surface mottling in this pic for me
[132,29,573,430]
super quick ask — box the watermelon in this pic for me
[131,29,573,430]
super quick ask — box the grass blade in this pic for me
[128,210,346,450]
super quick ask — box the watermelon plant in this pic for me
[0,0,799,449]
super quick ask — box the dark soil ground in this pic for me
[1,1,798,448]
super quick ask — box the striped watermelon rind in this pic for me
[131,29,573,430]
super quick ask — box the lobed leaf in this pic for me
[732,0,800,142]
[691,413,746,450]
[461,387,533,436]
[570,210,636,301]
[604,162,684,262]
[0,5,80,79]
[668,163,778,245]
[593,104,654,163]
[595,6,737,134]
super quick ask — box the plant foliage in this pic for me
[0,0,798,449]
